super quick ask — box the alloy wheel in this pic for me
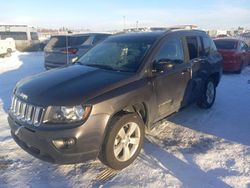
[113,122,141,162]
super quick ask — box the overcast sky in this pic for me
[1,0,250,31]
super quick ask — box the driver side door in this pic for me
[152,36,191,118]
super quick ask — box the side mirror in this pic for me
[153,59,175,73]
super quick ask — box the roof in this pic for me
[213,37,242,42]
[106,31,165,43]
[106,29,207,43]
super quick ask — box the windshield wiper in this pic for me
[82,63,120,71]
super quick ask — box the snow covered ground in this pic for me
[0,52,249,188]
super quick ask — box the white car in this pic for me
[0,38,16,57]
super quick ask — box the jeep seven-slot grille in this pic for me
[10,96,45,126]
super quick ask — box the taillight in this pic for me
[61,48,78,54]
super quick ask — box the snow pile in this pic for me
[0,52,249,188]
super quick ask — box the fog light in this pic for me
[52,138,76,149]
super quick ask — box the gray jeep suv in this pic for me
[8,29,222,170]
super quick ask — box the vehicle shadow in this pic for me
[141,138,233,188]
[169,103,250,146]
[0,52,44,113]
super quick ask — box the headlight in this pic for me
[43,105,91,124]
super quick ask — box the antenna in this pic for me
[66,32,69,64]
[123,16,126,31]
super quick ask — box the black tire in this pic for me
[236,63,243,74]
[5,48,12,57]
[99,113,144,170]
[197,78,216,109]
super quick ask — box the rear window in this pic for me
[214,40,238,50]
[92,35,109,45]
[0,32,28,40]
[69,36,89,46]
[31,32,39,40]
[46,35,89,49]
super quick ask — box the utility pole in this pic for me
[123,16,126,31]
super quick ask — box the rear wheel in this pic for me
[197,78,216,109]
[99,113,144,170]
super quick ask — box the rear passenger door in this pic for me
[152,36,191,117]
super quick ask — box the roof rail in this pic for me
[167,24,198,30]
[115,24,200,34]
[149,25,198,31]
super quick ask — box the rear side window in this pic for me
[0,32,28,40]
[202,37,217,55]
[155,38,184,64]
[214,40,238,50]
[186,36,198,60]
[31,32,39,40]
[202,37,211,55]
[239,41,248,51]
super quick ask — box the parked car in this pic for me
[214,38,250,73]
[8,29,222,170]
[0,38,16,57]
[0,25,40,52]
[44,33,111,69]
[216,34,229,38]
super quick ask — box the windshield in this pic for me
[214,40,238,50]
[78,40,153,72]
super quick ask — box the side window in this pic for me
[202,37,211,55]
[240,41,248,51]
[239,42,243,50]
[154,38,184,64]
[201,37,217,56]
[2,32,28,40]
[209,39,217,54]
[30,32,39,40]
[244,42,249,50]
[186,36,198,60]
[197,37,203,56]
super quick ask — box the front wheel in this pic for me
[197,78,216,109]
[99,113,144,170]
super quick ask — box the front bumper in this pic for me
[8,113,110,164]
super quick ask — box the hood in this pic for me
[15,64,132,106]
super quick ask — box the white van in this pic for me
[0,38,16,57]
[0,25,40,52]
